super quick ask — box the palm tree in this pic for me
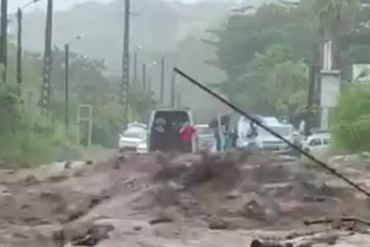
[310,0,358,70]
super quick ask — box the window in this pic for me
[196,126,213,135]
[260,126,291,137]
[322,138,330,145]
[309,138,321,146]
[123,127,146,138]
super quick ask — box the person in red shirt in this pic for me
[179,121,196,152]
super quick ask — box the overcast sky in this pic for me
[9,0,205,12]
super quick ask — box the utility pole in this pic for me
[64,43,69,134]
[16,8,22,90]
[142,63,146,90]
[148,77,152,92]
[160,55,165,102]
[16,0,40,91]
[41,0,53,115]
[170,71,175,107]
[0,0,7,83]
[120,0,130,124]
[176,93,181,108]
[305,64,318,136]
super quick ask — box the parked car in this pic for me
[195,124,215,151]
[256,124,294,151]
[136,139,148,153]
[127,121,147,129]
[302,133,331,156]
[118,126,147,151]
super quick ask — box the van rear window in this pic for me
[154,111,189,123]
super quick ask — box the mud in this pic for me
[0,151,369,246]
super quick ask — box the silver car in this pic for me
[257,124,294,151]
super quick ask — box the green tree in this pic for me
[310,0,358,71]
[209,1,370,122]
[331,83,370,152]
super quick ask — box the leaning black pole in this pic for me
[120,0,130,124]
[174,67,370,198]
[41,0,53,115]
[0,0,7,83]
[16,8,22,91]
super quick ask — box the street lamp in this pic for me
[16,0,41,91]
[64,34,84,134]
[133,45,141,86]
[160,54,165,103]
[147,61,157,93]
[170,71,177,108]
[142,61,156,91]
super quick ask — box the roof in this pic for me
[152,108,190,112]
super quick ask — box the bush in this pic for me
[331,83,370,152]
[0,76,63,167]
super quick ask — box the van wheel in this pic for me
[303,148,310,154]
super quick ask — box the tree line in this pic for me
[205,0,370,152]
[0,41,153,166]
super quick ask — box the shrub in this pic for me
[331,83,370,152]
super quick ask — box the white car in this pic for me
[302,133,331,156]
[136,140,148,153]
[127,121,147,129]
[118,126,147,151]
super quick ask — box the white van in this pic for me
[147,108,195,153]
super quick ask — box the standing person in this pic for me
[153,118,166,151]
[179,121,196,152]
[246,121,258,150]
[237,116,249,149]
[209,118,221,151]
[289,132,302,158]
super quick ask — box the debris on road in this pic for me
[0,151,369,246]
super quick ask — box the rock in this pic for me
[64,161,71,169]
[22,175,39,186]
[361,152,370,159]
[73,170,85,177]
[226,190,241,199]
[47,174,68,183]
[241,194,267,220]
[85,160,94,165]
[56,220,114,246]
[207,217,231,230]
[133,226,142,231]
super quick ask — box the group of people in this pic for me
[152,114,261,153]
[208,115,258,151]
[152,118,196,152]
